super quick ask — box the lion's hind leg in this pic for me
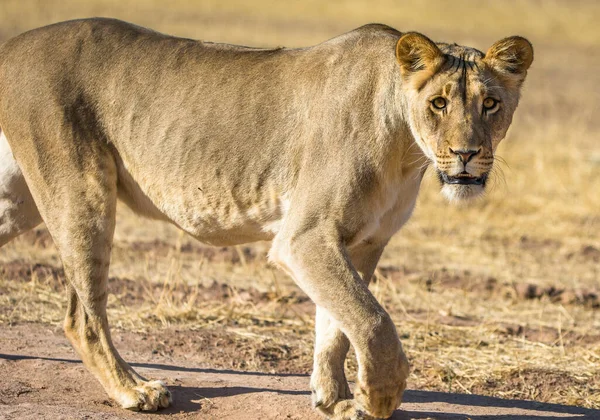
[57,155,170,411]
[0,129,42,247]
[9,128,171,411]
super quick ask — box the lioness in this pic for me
[0,18,532,419]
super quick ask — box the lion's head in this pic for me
[396,32,533,202]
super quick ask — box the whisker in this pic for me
[487,164,507,193]
[492,154,511,188]
[493,153,511,170]
[407,154,429,167]
[404,140,422,155]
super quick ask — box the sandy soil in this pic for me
[1,323,597,420]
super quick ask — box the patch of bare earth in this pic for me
[1,323,598,420]
[2,244,600,415]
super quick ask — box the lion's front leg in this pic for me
[311,242,388,415]
[311,306,352,409]
[271,230,408,420]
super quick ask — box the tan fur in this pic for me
[0,19,532,419]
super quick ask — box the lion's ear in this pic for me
[396,32,445,89]
[484,36,533,87]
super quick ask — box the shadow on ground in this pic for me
[2,353,598,419]
[398,390,599,419]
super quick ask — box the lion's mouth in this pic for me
[438,171,488,186]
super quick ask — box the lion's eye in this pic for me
[431,97,447,110]
[483,97,499,111]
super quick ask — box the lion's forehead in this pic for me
[437,43,485,62]
[430,53,498,101]
[439,78,489,97]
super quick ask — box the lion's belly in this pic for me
[165,194,289,246]
[115,156,288,246]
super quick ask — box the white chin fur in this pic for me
[441,183,485,203]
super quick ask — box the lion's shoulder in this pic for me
[352,23,402,36]
[326,23,401,46]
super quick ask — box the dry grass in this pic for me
[1,0,600,410]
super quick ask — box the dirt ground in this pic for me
[1,323,598,420]
[1,1,600,419]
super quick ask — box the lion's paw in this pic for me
[353,383,404,420]
[311,366,352,412]
[320,399,386,420]
[117,380,172,411]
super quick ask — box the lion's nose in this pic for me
[449,148,480,164]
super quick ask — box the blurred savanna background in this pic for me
[1,0,599,410]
